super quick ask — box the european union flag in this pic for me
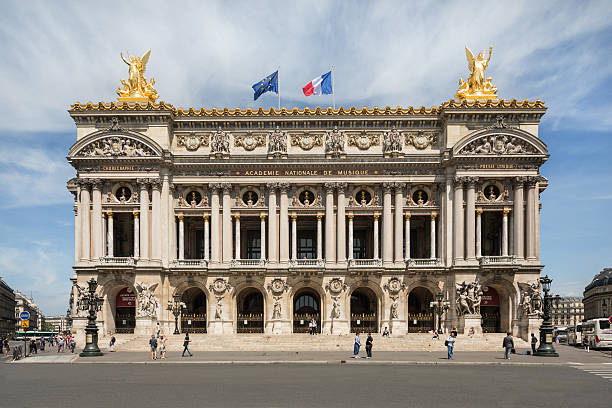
[252,71,278,101]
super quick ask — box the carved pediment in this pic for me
[71,133,162,158]
[455,128,547,157]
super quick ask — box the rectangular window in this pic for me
[297,230,316,259]
[353,229,368,259]
[246,230,261,259]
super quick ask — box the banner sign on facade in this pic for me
[116,287,136,307]
[481,287,500,307]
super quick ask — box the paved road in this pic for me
[1,363,611,407]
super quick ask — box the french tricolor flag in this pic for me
[302,71,333,96]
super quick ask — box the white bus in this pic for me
[582,318,612,349]
[567,323,582,346]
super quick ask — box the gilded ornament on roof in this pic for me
[117,49,159,103]
[455,45,498,101]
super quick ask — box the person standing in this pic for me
[159,335,167,359]
[312,319,317,335]
[503,332,514,360]
[583,333,590,352]
[365,333,373,359]
[530,333,538,355]
[109,334,116,352]
[353,332,361,358]
[70,338,76,353]
[182,333,192,357]
[156,322,161,338]
[451,327,458,337]
[446,332,456,359]
[308,319,313,335]
[149,335,158,360]
[3,337,9,358]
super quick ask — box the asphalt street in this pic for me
[1,363,611,408]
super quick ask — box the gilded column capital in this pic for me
[290,214,297,221]
[503,208,511,216]
[106,211,113,218]
[203,215,209,221]
[260,214,267,220]
[476,209,483,216]
[133,211,139,218]
[347,213,354,220]
[431,213,438,220]
[177,214,184,222]
[373,213,380,220]
[405,213,411,220]
[316,213,323,220]
[234,214,240,220]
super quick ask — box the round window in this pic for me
[242,191,259,206]
[355,189,371,205]
[186,191,202,205]
[115,186,131,201]
[299,190,315,206]
[412,190,428,205]
[485,185,500,200]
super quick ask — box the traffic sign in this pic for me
[19,311,30,320]
[609,315,612,324]
[21,320,29,328]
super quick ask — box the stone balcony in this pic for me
[172,259,209,268]
[289,259,325,268]
[99,257,136,266]
[406,258,442,268]
[348,258,383,268]
[230,259,267,268]
[479,256,517,266]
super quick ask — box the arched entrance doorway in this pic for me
[350,287,378,333]
[237,288,264,333]
[481,286,501,333]
[115,287,136,333]
[293,289,321,333]
[407,287,434,333]
[181,287,207,333]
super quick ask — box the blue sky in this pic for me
[0,1,610,314]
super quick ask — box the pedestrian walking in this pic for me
[156,322,161,338]
[109,334,116,352]
[446,332,456,359]
[149,335,158,360]
[583,334,590,352]
[365,333,373,359]
[530,333,537,355]
[4,337,11,358]
[503,332,514,360]
[70,338,76,353]
[40,337,45,351]
[159,335,167,359]
[353,332,361,358]
[182,333,193,357]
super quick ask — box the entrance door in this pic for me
[350,288,378,333]
[407,287,434,333]
[293,290,320,333]
[181,288,207,333]
[481,287,501,333]
[237,288,264,333]
[115,287,136,334]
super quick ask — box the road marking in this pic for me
[573,365,612,382]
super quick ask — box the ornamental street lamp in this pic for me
[534,275,559,357]
[430,292,450,334]
[166,294,185,335]
[79,278,104,357]
[554,295,561,326]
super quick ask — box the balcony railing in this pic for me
[348,258,383,267]
[479,256,517,266]
[230,259,267,268]
[99,257,135,265]
[406,258,441,267]
[289,259,325,268]
[172,259,208,267]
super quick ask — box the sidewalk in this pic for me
[10,344,609,365]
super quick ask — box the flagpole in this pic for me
[331,64,336,110]
[277,66,281,110]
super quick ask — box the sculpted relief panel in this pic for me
[78,136,157,157]
[460,134,537,155]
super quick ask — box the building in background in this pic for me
[14,291,42,332]
[552,296,583,327]
[45,315,68,332]
[0,277,16,338]
[583,268,612,320]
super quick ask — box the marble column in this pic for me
[74,204,80,264]
[222,184,232,263]
[453,177,464,261]
[91,180,103,260]
[525,177,537,260]
[151,180,161,260]
[80,181,91,261]
[133,211,140,258]
[291,214,297,260]
[404,213,411,260]
[336,183,347,264]
[316,214,323,260]
[234,214,241,260]
[373,213,380,259]
[260,214,266,260]
[106,212,113,257]
[394,183,404,263]
[161,174,170,266]
[347,213,354,260]
[382,183,393,265]
[465,178,477,260]
[267,184,278,263]
[324,183,335,264]
[138,179,150,260]
[502,209,510,256]
[203,215,210,261]
[430,213,437,259]
[279,183,290,264]
[476,209,482,258]
[178,215,184,260]
[209,185,221,263]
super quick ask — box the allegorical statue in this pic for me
[455,45,498,100]
[117,49,159,103]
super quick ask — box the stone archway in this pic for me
[479,280,517,333]
[407,287,434,333]
[236,287,264,333]
[180,287,207,333]
[293,288,321,333]
[350,287,378,333]
[114,287,136,334]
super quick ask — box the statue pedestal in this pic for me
[459,314,482,335]
[135,317,155,336]
[387,319,406,335]
[519,316,542,341]
[208,320,233,335]
[72,317,87,346]
[324,319,349,335]
[265,320,290,334]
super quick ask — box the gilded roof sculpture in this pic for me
[455,45,498,101]
[117,49,159,103]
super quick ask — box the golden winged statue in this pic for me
[455,45,497,100]
[117,49,159,103]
